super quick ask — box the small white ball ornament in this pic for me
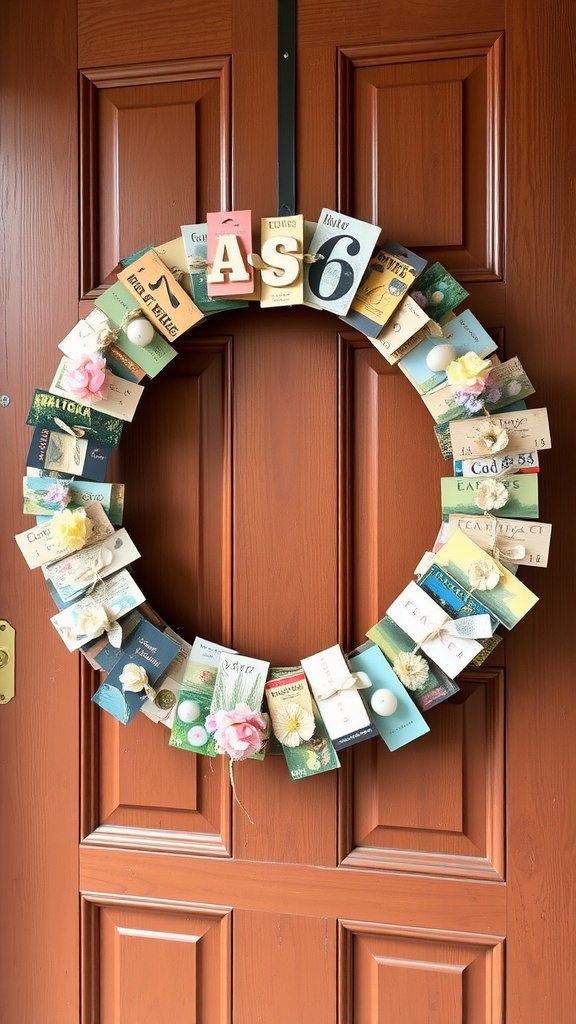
[425,342,457,373]
[177,699,202,723]
[126,316,155,347]
[370,689,398,717]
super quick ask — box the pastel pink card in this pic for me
[206,210,254,297]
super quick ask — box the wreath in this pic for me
[16,209,550,791]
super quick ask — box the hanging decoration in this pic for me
[15,207,552,793]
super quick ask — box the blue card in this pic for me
[92,620,180,724]
[347,642,430,750]
[398,309,497,394]
[27,427,112,482]
[418,564,499,632]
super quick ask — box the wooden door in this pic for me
[1,0,575,1021]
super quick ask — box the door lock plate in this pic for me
[0,621,15,704]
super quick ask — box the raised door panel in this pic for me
[339,34,504,280]
[80,60,230,296]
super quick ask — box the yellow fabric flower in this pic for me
[48,507,93,551]
[445,352,493,389]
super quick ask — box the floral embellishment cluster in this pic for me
[206,703,268,761]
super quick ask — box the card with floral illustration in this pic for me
[26,426,112,482]
[50,568,146,651]
[423,357,535,425]
[22,477,124,524]
[432,528,538,629]
[347,642,430,750]
[169,637,238,756]
[92,620,180,725]
[441,474,539,521]
[300,644,378,749]
[366,616,459,710]
[409,263,469,322]
[265,670,340,779]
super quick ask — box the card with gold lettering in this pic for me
[259,214,304,307]
[117,249,203,339]
[92,620,180,724]
[447,514,552,568]
[342,241,424,337]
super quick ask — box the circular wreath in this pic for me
[19,214,549,786]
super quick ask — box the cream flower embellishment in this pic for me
[445,352,493,389]
[273,702,315,747]
[120,663,155,699]
[392,651,429,691]
[467,556,504,592]
[75,603,122,647]
[478,421,509,454]
[475,479,509,512]
[48,507,93,551]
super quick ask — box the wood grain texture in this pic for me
[505,1,576,1020]
[0,0,80,1022]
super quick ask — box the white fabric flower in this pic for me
[273,702,315,747]
[392,652,429,690]
[76,603,111,640]
[478,422,509,454]
[475,479,509,512]
[467,557,503,591]
[120,663,155,699]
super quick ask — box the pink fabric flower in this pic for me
[205,702,266,760]
[63,353,107,401]
[44,481,71,507]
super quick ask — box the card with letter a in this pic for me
[206,210,254,297]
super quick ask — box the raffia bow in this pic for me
[315,671,371,701]
[71,546,114,594]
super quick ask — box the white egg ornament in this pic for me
[177,699,202,723]
[370,689,398,717]
[126,316,155,347]
[425,342,457,373]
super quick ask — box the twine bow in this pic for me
[70,546,114,594]
[93,308,149,351]
[483,511,526,565]
[53,416,93,439]
[477,409,510,454]
[315,671,371,701]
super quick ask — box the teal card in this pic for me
[348,642,430,750]
[24,477,124,524]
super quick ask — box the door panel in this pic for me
[2,0,575,1021]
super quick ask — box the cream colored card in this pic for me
[50,356,144,422]
[15,502,114,570]
[447,514,552,567]
[386,580,483,678]
[154,237,193,296]
[50,569,146,652]
[45,528,141,602]
[449,407,551,459]
[259,214,304,307]
[58,309,109,359]
[370,296,442,363]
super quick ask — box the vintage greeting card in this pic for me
[446,514,552,568]
[303,208,381,316]
[441,474,539,520]
[117,249,204,339]
[50,569,146,651]
[265,670,340,779]
[95,282,178,378]
[92,620,180,725]
[399,309,497,394]
[366,614,459,710]
[449,407,551,460]
[26,426,112,482]
[44,528,140,603]
[347,642,430,750]
[432,528,539,629]
[300,644,378,749]
[26,389,124,448]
